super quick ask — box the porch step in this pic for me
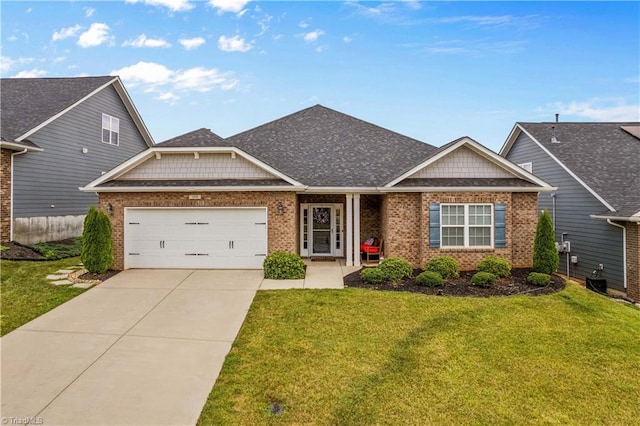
[310,257,337,262]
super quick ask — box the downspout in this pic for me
[607,219,627,289]
[10,149,28,241]
[551,193,556,234]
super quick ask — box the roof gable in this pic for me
[501,122,640,217]
[386,136,553,191]
[81,146,305,192]
[0,76,154,147]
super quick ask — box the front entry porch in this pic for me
[298,194,382,267]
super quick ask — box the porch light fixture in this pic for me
[276,202,284,215]
[106,203,113,215]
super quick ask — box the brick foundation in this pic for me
[99,191,297,270]
[626,222,640,301]
[1,149,12,243]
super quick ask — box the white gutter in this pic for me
[79,185,304,193]
[592,215,640,223]
[10,149,29,241]
[606,219,627,289]
[378,186,557,193]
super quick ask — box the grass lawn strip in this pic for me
[1,257,89,336]
[198,283,640,425]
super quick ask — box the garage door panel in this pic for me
[125,208,267,269]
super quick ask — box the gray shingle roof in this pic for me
[0,76,115,142]
[396,178,538,188]
[518,122,640,217]
[158,128,225,147]
[162,105,437,187]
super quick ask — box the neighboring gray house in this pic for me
[500,121,640,301]
[0,76,154,244]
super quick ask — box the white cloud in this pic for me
[112,61,239,94]
[12,69,47,78]
[85,7,95,17]
[1,56,34,73]
[346,1,396,18]
[112,61,174,87]
[298,20,309,29]
[551,100,640,122]
[125,0,194,12]
[157,92,180,102]
[209,0,250,15]
[218,35,253,52]
[437,15,514,26]
[122,34,171,48]
[302,30,324,43]
[315,45,327,53]
[343,36,352,43]
[8,35,18,42]
[77,23,113,47]
[174,67,238,91]
[52,25,82,41]
[179,37,206,50]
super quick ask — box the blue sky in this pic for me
[2,1,639,151]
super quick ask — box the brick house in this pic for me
[81,105,554,271]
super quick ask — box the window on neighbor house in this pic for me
[441,204,493,247]
[518,162,532,173]
[102,113,120,145]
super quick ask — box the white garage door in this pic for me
[124,208,267,269]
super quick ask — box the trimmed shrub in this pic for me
[527,272,551,287]
[378,257,413,283]
[263,251,305,279]
[533,210,559,274]
[476,256,511,278]
[81,206,114,274]
[471,271,496,288]
[416,271,444,287]
[360,267,385,284]
[425,256,459,279]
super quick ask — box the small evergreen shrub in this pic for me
[476,256,511,278]
[533,210,559,274]
[471,271,496,287]
[263,251,305,279]
[527,272,551,286]
[81,206,114,274]
[425,256,459,279]
[360,267,385,284]
[416,271,444,287]
[378,257,413,283]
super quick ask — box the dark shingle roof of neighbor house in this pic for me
[518,122,640,217]
[160,105,437,187]
[0,76,115,142]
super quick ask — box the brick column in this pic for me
[626,222,640,301]
[1,149,12,243]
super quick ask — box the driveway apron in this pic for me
[1,269,261,426]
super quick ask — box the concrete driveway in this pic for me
[1,269,262,426]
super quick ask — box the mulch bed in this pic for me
[78,270,121,281]
[0,241,46,260]
[344,268,565,297]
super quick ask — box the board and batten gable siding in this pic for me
[13,84,149,218]
[505,131,625,291]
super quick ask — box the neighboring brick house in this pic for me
[81,105,554,271]
[0,76,153,244]
[501,122,640,301]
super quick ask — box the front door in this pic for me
[300,204,343,257]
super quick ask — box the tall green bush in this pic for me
[81,206,114,274]
[532,210,559,274]
[378,257,413,283]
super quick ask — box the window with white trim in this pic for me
[518,162,532,173]
[102,113,120,145]
[441,204,493,247]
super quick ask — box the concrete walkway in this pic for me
[1,262,350,425]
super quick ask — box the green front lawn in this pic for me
[1,257,88,336]
[199,283,640,425]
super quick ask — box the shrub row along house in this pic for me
[0,77,153,244]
